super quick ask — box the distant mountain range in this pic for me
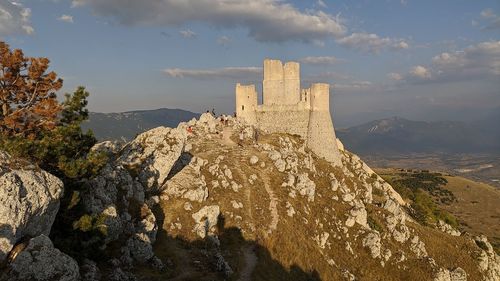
[82,108,199,141]
[336,110,500,154]
[83,107,500,154]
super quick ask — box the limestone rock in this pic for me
[345,201,368,228]
[434,267,467,281]
[192,205,220,238]
[249,155,259,165]
[91,140,122,156]
[474,236,500,281]
[315,232,330,249]
[410,235,428,258]
[362,232,381,258]
[0,154,63,262]
[437,220,461,236]
[293,173,316,202]
[118,126,186,192]
[4,235,79,281]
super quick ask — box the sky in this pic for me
[0,0,499,127]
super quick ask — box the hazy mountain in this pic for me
[82,108,200,141]
[337,114,500,154]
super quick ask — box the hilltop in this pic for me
[2,113,498,281]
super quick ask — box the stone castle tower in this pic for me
[235,59,341,166]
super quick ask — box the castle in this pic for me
[235,59,342,166]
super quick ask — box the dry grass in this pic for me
[133,128,492,280]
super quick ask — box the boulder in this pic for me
[3,235,79,281]
[362,232,382,258]
[0,153,63,262]
[118,126,186,193]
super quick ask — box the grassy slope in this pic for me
[135,128,487,281]
[376,168,500,255]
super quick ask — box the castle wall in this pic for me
[255,102,310,137]
[306,83,341,165]
[235,83,258,124]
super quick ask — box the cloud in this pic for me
[336,32,409,53]
[481,9,495,19]
[0,1,34,36]
[403,40,500,83]
[216,35,231,46]
[163,66,262,80]
[70,0,346,43]
[317,0,327,8]
[305,71,351,81]
[479,8,500,30]
[179,29,196,38]
[409,65,431,79]
[58,14,74,23]
[387,72,403,81]
[333,81,373,90]
[298,56,344,65]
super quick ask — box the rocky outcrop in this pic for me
[433,267,467,281]
[118,126,187,193]
[0,152,63,262]
[474,236,500,281]
[2,235,79,281]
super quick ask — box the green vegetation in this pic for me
[367,214,384,233]
[1,42,110,260]
[381,171,459,228]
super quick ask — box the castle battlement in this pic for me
[235,59,342,165]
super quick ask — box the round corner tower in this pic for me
[307,83,342,166]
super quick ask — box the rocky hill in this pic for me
[1,113,499,281]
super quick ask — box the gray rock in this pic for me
[118,126,186,193]
[0,153,63,262]
[91,140,122,156]
[249,156,259,165]
[126,233,154,263]
[362,232,381,258]
[5,235,79,281]
[80,259,101,281]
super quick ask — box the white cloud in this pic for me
[481,9,495,19]
[0,1,34,36]
[58,14,74,23]
[479,9,500,30]
[163,66,262,80]
[216,35,231,46]
[333,81,373,90]
[317,0,327,8]
[179,29,196,38]
[71,0,346,43]
[298,56,344,65]
[336,32,409,53]
[387,72,403,81]
[410,65,431,79]
[404,41,500,83]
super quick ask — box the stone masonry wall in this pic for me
[255,103,310,137]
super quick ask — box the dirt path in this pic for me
[221,127,236,147]
[238,245,258,281]
[261,173,279,234]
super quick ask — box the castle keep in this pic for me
[235,59,342,166]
